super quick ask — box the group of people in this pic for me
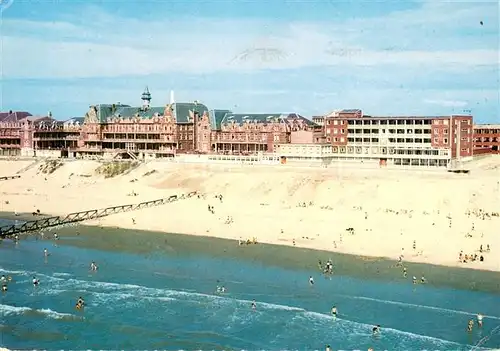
[238,237,258,246]
[3,233,99,317]
[458,250,485,263]
[468,314,484,332]
[1,274,12,292]
[318,259,334,275]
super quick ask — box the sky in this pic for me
[0,0,499,123]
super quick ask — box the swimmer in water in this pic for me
[372,324,381,335]
[32,276,39,287]
[420,276,426,284]
[325,345,331,351]
[412,276,417,284]
[403,267,407,278]
[331,306,338,318]
[467,319,474,332]
[53,233,59,240]
[44,248,48,257]
[477,313,483,327]
[251,300,256,310]
[309,276,315,285]
[77,297,85,306]
[0,275,5,283]
[1,284,7,292]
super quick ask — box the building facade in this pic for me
[287,109,473,167]
[473,124,500,154]
[0,111,32,156]
[0,88,317,160]
[0,89,478,168]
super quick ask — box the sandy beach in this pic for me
[0,157,499,272]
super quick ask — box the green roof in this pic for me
[113,106,164,119]
[209,109,232,130]
[220,113,285,125]
[172,102,209,123]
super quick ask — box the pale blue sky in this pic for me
[0,0,499,123]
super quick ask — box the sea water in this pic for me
[1,224,499,350]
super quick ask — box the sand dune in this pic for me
[1,157,499,271]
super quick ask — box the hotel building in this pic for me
[0,88,478,168]
[473,124,500,154]
[275,109,474,168]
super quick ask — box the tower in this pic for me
[170,90,175,104]
[141,86,151,109]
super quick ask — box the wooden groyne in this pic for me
[0,191,198,238]
[0,175,21,181]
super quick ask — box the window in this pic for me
[341,129,345,134]
[443,129,448,134]
[434,138,439,143]
[340,137,345,142]
[334,137,339,142]
[444,138,448,143]
[434,129,439,135]
[334,120,338,125]
[334,129,338,134]
[327,137,331,142]
[444,120,449,125]
[326,129,331,135]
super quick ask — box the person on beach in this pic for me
[331,306,338,318]
[309,276,315,285]
[477,313,483,327]
[467,319,474,332]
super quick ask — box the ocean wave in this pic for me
[0,303,79,320]
[0,304,31,316]
[339,294,500,320]
[52,272,72,277]
[0,267,28,275]
[38,278,484,349]
[301,311,477,349]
